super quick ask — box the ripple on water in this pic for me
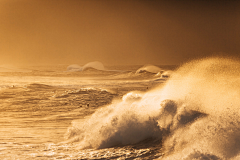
[0,140,163,160]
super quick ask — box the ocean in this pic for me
[1,58,240,160]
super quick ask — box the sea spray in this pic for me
[65,57,240,159]
[64,91,163,149]
[160,57,240,159]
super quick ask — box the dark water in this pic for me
[1,59,240,160]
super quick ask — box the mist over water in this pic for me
[160,57,240,159]
[1,58,240,159]
[1,0,240,158]
[65,57,240,159]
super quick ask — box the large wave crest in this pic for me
[65,57,240,159]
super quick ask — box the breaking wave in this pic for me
[82,61,105,71]
[67,61,105,72]
[66,62,166,80]
[66,64,82,72]
[65,57,240,159]
[136,64,162,74]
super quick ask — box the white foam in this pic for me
[160,57,240,159]
[136,64,162,74]
[64,90,163,149]
[65,57,240,159]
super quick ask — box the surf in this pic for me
[65,57,240,159]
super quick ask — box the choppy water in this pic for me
[0,64,168,159]
[1,59,240,160]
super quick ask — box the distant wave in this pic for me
[67,61,105,72]
[66,64,82,72]
[26,83,55,89]
[102,64,167,80]
[107,71,167,80]
[136,64,162,74]
[67,61,126,74]
[82,61,105,71]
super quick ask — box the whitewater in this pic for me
[1,58,240,159]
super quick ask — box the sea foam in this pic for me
[65,57,240,159]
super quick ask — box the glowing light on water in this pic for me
[65,57,240,159]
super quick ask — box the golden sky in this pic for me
[0,0,240,65]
